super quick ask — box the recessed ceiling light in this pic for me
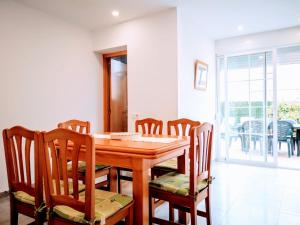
[237,25,244,31]
[112,10,119,17]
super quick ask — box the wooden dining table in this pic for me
[92,134,190,225]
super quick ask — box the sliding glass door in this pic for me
[217,51,276,165]
[276,46,300,169]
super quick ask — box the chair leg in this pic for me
[190,203,197,225]
[48,209,56,225]
[151,168,155,180]
[149,193,153,225]
[151,198,157,220]
[117,169,122,194]
[35,212,43,225]
[10,197,18,225]
[205,196,211,225]
[106,172,110,191]
[125,206,133,225]
[169,202,174,222]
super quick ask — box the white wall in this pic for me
[216,26,300,55]
[177,2,216,123]
[93,9,178,132]
[0,1,99,191]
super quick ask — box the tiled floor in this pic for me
[1,162,300,225]
[209,162,300,225]
[155,162,300,225]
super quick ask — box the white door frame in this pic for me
[215,49,278,167]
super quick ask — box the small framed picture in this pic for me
[194,60,208,90]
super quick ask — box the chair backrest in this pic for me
[242,120,263,134]
[268,120,293,141]
[135,118,163,135]
[40,128,95,221]
[283,119,296,125]
[189,123,213,196]
[2,126,43,208]
[58,119,90,134]
[167,118,201,136]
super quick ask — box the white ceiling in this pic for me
[183,0,300,39]
[14,0,300,39]
[14,0,178,31]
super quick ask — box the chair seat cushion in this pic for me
[53,189,133,224]
[154,158,177,170]
[149,172,208,196]
[13,191,35,205]
[67,161,109,173]
[57,180,86,194]
[13,181,85,205]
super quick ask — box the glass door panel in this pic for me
[216,57,227,159]
[217,51,275,164]
[277,46,300,169]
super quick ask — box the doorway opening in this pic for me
[103,50,128,132]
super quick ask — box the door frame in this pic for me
[102,50,127,132]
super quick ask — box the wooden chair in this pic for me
[58,119,91,134]
[135,118,163,135]
[2,126,46,225]
[150,119,200,211]
[58,119,111,189]
[40,128,133,225]
[117,118,163,193]
[149,123,213,225]
[151,118,201,178]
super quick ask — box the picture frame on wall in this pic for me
[194,60,208,90]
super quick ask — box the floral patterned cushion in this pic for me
[53,189,133,224]
[67,161,108,173]
[154,158,177,170]
[149,172,208,196]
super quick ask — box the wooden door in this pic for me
[103,51,128,132]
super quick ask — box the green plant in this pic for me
[220,101,300,124]
[278,102,300,123]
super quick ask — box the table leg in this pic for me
[132,166,149,225]
[109,167,118,192]
[178,150,189,224]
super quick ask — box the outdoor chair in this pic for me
[268,120,294,157]
[241,120,264,153]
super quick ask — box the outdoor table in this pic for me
[293,124,300,156]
